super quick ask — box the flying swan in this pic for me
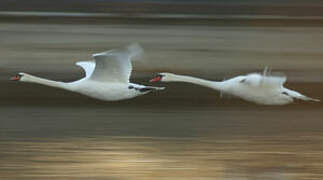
[11,43,165,101]
[150,69,319,105]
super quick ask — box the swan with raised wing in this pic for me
[11,43,165,101]
[150,69,319,105]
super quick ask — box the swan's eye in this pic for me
[150,75,163,82]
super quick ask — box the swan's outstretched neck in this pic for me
[19,73,73,91]
[166,73,223,91]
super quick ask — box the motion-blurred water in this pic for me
[1,19,323,179]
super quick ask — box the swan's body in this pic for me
[12,44,165,101]
[150,71,319,105]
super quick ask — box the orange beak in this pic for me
[150,76,162,82]
[10,75,20,81]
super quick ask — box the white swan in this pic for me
[150,69,320,105]
[11,43,165,101]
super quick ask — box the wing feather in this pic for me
[262,75,286,87]
[242,73,286,88]
[90,43,143,83]
[76,61,95,78]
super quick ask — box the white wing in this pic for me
[262,75,287,88]
[242,73,286,88]
[76,61,95,78]
[90,43,143,83]
[261,67,286,87]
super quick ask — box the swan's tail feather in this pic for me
[284,89,320,102]
[296,95,320,102]
[287,90,320,102]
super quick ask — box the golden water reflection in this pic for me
[2,135,323,179]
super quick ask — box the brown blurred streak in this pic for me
[1,0,323,16]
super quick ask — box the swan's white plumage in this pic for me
[92,52,132,83]
[153,71,319,105]
[262,75,286,87]
[91,43,143,83]
[14,43,164,101]
[227,72,319,104]
[240,73,286,88]
[75,61,95,78]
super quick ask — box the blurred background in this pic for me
[1,0,323,179]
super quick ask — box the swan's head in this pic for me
[150,73,176,82]
[10,73,25,81]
